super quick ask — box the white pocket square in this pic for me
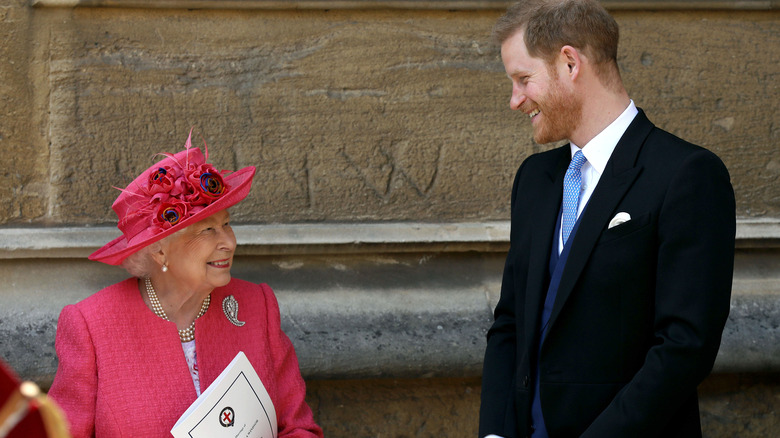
[608,212,631,229]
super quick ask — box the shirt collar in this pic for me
[569,100,638,174]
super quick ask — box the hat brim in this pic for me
[89,166,256,266]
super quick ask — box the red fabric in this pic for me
[7,407,49,438]
[0,358,19,406]
[49,278,323,438]
[0,360,50,438]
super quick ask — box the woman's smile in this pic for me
[207,259,231,268]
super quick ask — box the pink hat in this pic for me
[89,130,256,266]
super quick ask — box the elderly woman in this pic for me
[48,132,323,438]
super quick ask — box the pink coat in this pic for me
[49,277,323,438]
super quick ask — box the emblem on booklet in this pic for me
[219,406,235,427]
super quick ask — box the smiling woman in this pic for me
[153,210,237,315]
[47,131,323,438]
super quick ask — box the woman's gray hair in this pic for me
[120,229,183,278]
[120,240,164,278]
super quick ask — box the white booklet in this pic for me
[171,351,277,438]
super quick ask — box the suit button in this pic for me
[523,375,530,387]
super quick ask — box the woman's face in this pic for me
[160,209,236,295]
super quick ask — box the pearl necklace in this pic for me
[144,277,210,343]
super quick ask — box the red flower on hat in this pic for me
[199,169,226,199]
[147,166,177,196]
[142,151,230,229]
[155,200,189,230]
[185,164,227,205]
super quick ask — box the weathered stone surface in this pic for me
[1,6,778,224]
[699,373,780,438]
[3,242,778,384]
[306,377,483,437]
[617,11,780,217]
[0,1,47,224]
[304,373,780,438]
[717,294,780,372]
[31,7,513,225]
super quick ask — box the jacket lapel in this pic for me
[523,147,570,349]
[545,110,655,333]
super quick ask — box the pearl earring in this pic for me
[162,263,168,273]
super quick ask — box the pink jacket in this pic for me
[49,278,323,438]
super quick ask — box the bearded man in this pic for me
[478,1,736,437]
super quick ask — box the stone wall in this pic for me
[1,1,778,436]
[1,2,778,225]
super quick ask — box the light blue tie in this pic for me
[561,150,587,246]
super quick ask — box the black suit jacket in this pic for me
[479,110,735,438]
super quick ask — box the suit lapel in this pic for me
[546,110,655,333]
[523,147,570,349]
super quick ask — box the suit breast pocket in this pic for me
[596,212,652,247]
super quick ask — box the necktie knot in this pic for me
[569,150,587,171]
[561,150,587,246]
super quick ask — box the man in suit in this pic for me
[478,1,736,437]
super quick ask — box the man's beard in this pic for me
[532,76,583,145]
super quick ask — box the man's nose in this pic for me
[509,85,526,111]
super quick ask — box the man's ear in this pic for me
[559,45,582,80]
